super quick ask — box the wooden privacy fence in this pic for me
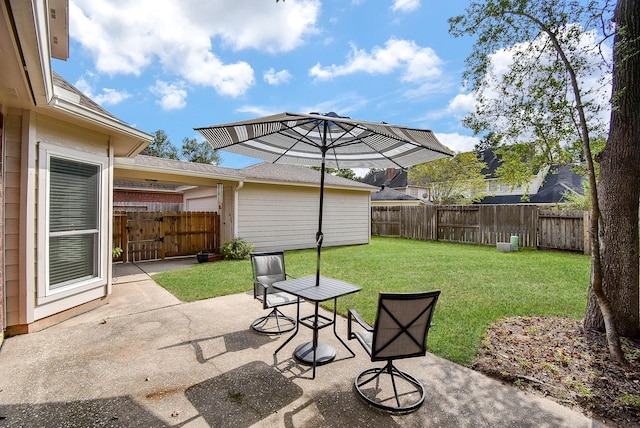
[113,211,220,262]
[372,205,588,253]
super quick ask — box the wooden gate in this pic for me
[125,212,164,262]
[113,211,220,262]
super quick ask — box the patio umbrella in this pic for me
[195,112,454,285]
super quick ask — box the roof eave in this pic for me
[47,94,153,157]
[114,157,246,183]
[241,177,376,192]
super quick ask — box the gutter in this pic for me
[48,91,152,142]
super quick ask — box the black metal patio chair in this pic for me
[348,290,441,413]
[250,251,300,334]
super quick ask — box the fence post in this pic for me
[583,211,592,255]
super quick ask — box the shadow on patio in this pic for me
[0,260,601,427]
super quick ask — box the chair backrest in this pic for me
[250,252,286,295]
[370,291,440,362]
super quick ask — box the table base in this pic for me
[294,342,336,365]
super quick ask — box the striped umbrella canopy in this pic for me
[195,112,453,284]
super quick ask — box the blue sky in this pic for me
[50,1,538,172]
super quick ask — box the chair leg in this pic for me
[354,361,426,414]
[251,308,296,334]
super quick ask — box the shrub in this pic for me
[221,238,254,260]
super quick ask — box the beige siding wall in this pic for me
[33,114,111,321]
[4,109,24,326]
[36,114,110,153]
[237,183,370,252]
[183,186,217,212]
[5,110,113,328]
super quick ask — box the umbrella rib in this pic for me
[270,119,325,163]
[322,124,406,169]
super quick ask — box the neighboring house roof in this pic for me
[476,165,585,205]
[360,168,411,188]
[357,150,585,205]
[477,148,502,178]
[371,185,421,201]
[530,165,585,202]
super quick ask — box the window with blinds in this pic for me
[48,157,100,289]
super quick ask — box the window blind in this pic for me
[49,157,99,288]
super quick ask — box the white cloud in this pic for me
[391,0,420,13]
[309,38,442,83]
[447,93,476,114]
[435,132,479,153]
[94,88,132,106]
[69,0,320,97]
[263,68,292,86]
[236,105,279,117]
[73,76,131,106]
[300,93,370,117]
[150,80,188,110]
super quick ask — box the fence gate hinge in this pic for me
[155,217,164,222]
[155,237,165,242]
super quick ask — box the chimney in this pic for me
[385,168,396,184]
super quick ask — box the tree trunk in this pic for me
[586,0,640,338]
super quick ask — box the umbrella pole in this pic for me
[315,121,328,286]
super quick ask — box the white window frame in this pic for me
[37,143,109,303]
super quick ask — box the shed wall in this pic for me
[237,183,370,252]
[183,186,218,212]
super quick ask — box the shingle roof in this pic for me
[360,169,411,187]
[476,165,585,204]
[371,185,420,201]
[119,156,376,190]
[239,162,375,190]
[127,155,239,176]
[52,71,122,121]
[529,165,585,203]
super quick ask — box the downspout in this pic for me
[233,180,244,238]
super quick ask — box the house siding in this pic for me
[5,111,116,331]
[4,109,24,328]
[0,112,4,344]
[237,183,370,252]
[32,114,111,322]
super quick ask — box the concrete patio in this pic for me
[0,258,606,427]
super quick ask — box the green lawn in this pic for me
[153,236,591,366]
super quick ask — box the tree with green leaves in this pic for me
[450,0,640,364]
[335,168,356,180]
[181,137,221,165]
[310,166,357,180]
[408,152,487,205]
[141,130,179,159]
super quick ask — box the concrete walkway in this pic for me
[0,259,606,427]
